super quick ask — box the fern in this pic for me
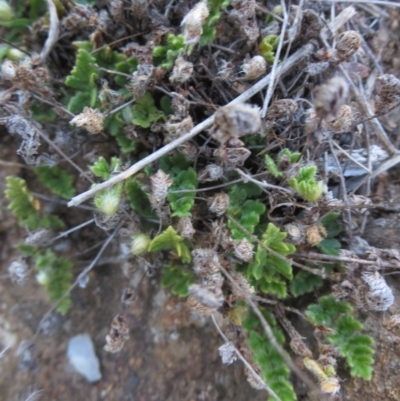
[248,223,296,298]
[125,178,156,220]
[153,34,185,69]
[34,166,75,200]
[265,154,282,178]
[317,213,342,256]
[131,92,165,128]
[259,35,280,63]
[105,112,137,153]
[90,156,120,180]
[167,168,198,217]
[288,165,324,202]
[306,296,375,380]
[227,183,266,240]
[34,249,73,314]
[148,226,191,263]
[162,264,194,297]
[5,177,63,230]
[200,0,230,46]
[243,309,296,401]
[290,271,323,297]
[65,48,99,113]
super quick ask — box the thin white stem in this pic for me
[235,168,293,194]
[68,42,316,207]
[261,0,289,117]
[41,0,59,61]
[210,314,282,401]
[47,219,95,244]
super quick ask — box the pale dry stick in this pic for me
[320,5,356,39]
[41,0,59,61]
[261,0,289,118]
[371,153,400,179]
[32,223,121,339]
[46,218,95,244]
[217,263,319,392]
[31,93,75,118]
[68,42,316,208]
[328,139,353,245]
[235,168,293,195]
[227,215,326,277]
[354,2,389,18]
[322,0,400,8]
[210,315,282,400]
[0,346,10,358]
[24,390,43,401]
[296,251,400,269]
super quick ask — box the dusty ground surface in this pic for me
[0,135,268,401]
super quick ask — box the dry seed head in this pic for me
[376,74,400,95]
[188,284,224,309]
[181,2,209,45]
[324,104,353,133]
[70,107,104,134]
[333,31,362,62]
[214,146,251,168]
[208,192,230,216]
[213,103,261,143]
[177,216,196,239]
[306,223,327,246]
[171,92,190,118]
[218,60,235,82]
[187,295,217,315]
[108,0,124,22]
[230,271,255,300]
[104,314,130,353]
[127,63,154,100]
[164,116,194,143]
[285,223,305,244]
[231,0,256,19]
[62,4,98,30]
[149,169,173,207]
[241,55,266,81]
[313,77,349,120]
[169,57,193,84]
[303,61,330,76]
[233,238,254,262]
[265,99,298,128]
[8,260,29,285]
[198,164,224,182]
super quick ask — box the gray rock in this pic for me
[67,334,101,382]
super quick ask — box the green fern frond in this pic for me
[248,223,295,298]
[167,168,198,217]
[125,178,156,220]
[34,165,75,200]
[65,48,98,90]
[288,165,324,202]
[148,226,191,263]
[34,249,72,314]
[131,92,165,128]
[306,296,375,380]
[265,154,282,178]
[5,176,63,230]
[228,183,266,240]
[90,156,120,180]
[290,271,324,297]
[161,264,194,297]
[243,309,296,401]
[153,34,185,69]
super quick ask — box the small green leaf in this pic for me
[131,92,165,128]
[291,271,323,297]
[149,226,190,262]
[161,265,194,297]
[34,166,75,200]
[65,49,98,90]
